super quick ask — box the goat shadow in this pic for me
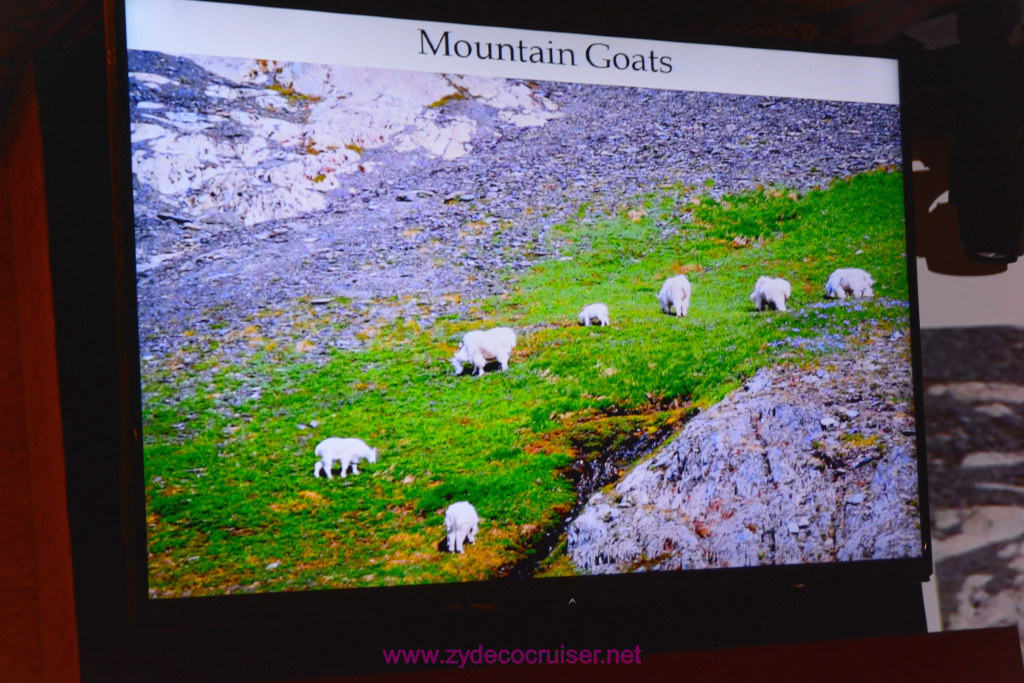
[452,358,511,377]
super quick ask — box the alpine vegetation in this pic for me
[131,50,913,596]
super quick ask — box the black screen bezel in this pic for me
[69,0,933,678]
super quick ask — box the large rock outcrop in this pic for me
[568,330,922,573]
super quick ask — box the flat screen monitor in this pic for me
[106,0,930,675]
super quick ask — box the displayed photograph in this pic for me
[129,49,921,597]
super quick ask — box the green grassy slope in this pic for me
[143,169,910,596]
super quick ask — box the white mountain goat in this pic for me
[445,501,480,554]
[451,327,517,376]
[313,437,378,479]
[749,276,792,312]
[825,268,874,299]
[578,302,610,327]
[657,274,692,318]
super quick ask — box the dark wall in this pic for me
[0,57,81,683]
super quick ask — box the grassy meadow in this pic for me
[143,168,912,596]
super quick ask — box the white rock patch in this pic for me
[131,57,564,227]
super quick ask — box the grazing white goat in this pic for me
[749,276,792,312]
[578,302,610,327]
[825,268,874,299]
[657,274,692,318]
[445,501,479,554]
[313,437,378,479]
[451,327,517,376]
